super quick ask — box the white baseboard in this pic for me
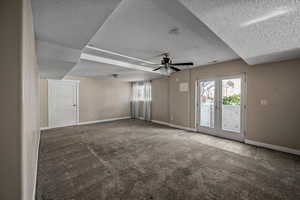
[152,120,300,156]
[40,127,52,131]
[151,120,170,126]
[151,120,196,132]
[32,130,41,200]
[245,139,300,156]
[78,116,131,126]
[41,116,131,131]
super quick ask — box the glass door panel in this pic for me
[197,74,245,141]
[199,80,215,129]
[221,78,242,133]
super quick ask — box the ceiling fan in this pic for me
[152,53,194,72]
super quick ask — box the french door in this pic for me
[196,74,246,141]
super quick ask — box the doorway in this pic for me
[48,80,79,128]
[196,74,246,141]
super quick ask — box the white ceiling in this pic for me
[32,0,122,49]
[68,60,133,78]
[37,41,81,79]
[95,71,164,82]
[68,60,162,81]
[32,0,125,79]
[178,0,300,65]
[90,0,238,66]
[33,0,300,81]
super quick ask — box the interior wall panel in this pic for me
[153,58,300,150]
[40,77,131,127]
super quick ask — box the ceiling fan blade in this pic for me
[170,66,181,71]
[172,62,194,66]
[153,67,162,71]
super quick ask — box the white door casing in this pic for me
[196,73,246,142]
[48,80,79,128]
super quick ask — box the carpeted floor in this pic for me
[36,119,300,200]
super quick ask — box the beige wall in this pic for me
[0,0,39,199]
[152,59,300,150]
[40,79,48,128]
[152,78,169,122]
[40,77,131,127]
[169,70,191,127]
[0,0,22,199]
[22,0,40,199]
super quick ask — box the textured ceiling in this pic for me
[68,60,133,77]
[178,0,300,65]
[37,41,81,79]
[32,0,122,49]
[90,0,238,67]
[68,60,163,81]
[32,0,123,79]
[33,0,300,81]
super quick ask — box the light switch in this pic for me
[260,99,268,106]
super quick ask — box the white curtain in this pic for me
[143,81,152,121]
[131,82,139,119]
[131,81,152,121]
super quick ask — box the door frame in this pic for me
[48,79,80,128]
[196,73,247,142]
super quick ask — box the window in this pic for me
[132,81,151,101]
[137,85,145,101]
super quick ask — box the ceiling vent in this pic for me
[168,27,180,35]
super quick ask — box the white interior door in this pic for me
[48,80,79,128]
[197,74,246,141]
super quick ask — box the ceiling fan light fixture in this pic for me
[152,54,193,73]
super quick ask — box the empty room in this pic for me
[0,0,300,200]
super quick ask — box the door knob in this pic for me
[72,104,76,107]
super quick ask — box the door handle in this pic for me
[72,104,77,107]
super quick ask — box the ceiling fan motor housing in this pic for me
[162,56,171,65]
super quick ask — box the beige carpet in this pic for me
[37,119,300,200]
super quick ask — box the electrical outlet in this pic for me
[171,115,174,121]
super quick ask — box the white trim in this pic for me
[151,120,196,132]
[40,127,52,131]
[197,127,244,142]
[40,116,131,131]
[32,129,41,200]
[81,53,166,75]
[78,116,131,126]
[245,139,300,156]
[195,73,246,142]
[48,79,80,128]
[194,80,198,129]
[86,45,156,65]
[151,120,170,126]
[152,120,300,155]
[61,79,80,83]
